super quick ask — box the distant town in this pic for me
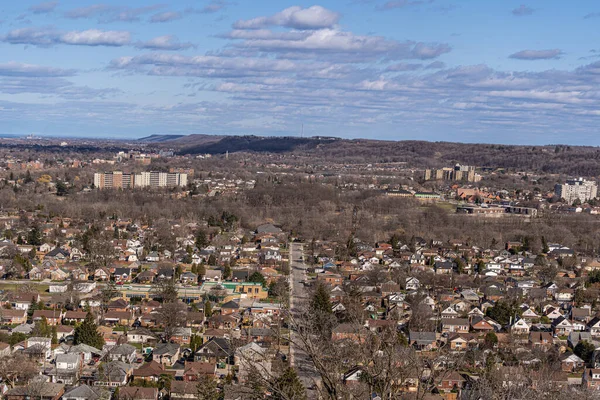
[0,136,600,399]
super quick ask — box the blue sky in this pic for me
[0,0,599,144]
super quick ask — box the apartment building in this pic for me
[555,178,598,204]
[424,164,481,182]
[94,171,188,189]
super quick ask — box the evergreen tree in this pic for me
[310,281,332,315]
[74,312,105,349]
[207,254,217,266]
[271,367,306,400]
[27,226,42,246]
[248,272,266,286]
[204,301,213,318]
[195,230,209,250]
[223,264,231,280]
[197,263,206,279]
[51,326,58,345]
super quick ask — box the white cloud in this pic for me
[233,6,340,30]
[509,49,563,60]
[136,35,194,51]
[29,1,59,14]
[150,11,182,23]
[0,61,75,77]
[1,27,131,47]
[60,29,131,46]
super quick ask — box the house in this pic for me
[152,343,180,367]
[132,360,174,382]
[195,337,232,364]
[104,311,134,326]
[442,318,469,334]
[170,381,198,400]
[511,319,530,335]
[25,337,52,359]
[448,334,469,351]
[405,277,420,291]
[62,384,106,400]
[127,329,158,345]
[235,342,270,383]
[0,342,11,357]
[106,344,137,364]
[113,268,133,284]
[118,387,158,400]
[589,317,600,337]
[56,325,75,341]
[583,368,600,390]
[63,310,88,324]
[568,331,593,348]
[136,270,156,284]
[408,331,437,351]
[441,306,459,319]
[183,361,217,381]
[171,327,192,345]
[12,293,40,310]
[94,268,110,281]
[0,308,27,324]
[180,272,198,285]
[552,317,574,336]
[561,352,585,372]
[32,309,63,325]
[529,332,554,349]
[5,383,65,400]
[108,299,130,312]
[95,360,133,387]
[437,371,465,393]
[49,353,82,384]
[555,289,574,303]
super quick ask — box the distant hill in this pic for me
[138,135,186,143]
[179,135,340,155]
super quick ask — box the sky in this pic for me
[0,1,599,144]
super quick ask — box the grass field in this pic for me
[0,282,49,293]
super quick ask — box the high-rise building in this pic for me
[93,171,188,189]
[555,178,598,204]
[423,164,481,182]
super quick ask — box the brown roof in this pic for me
[32,309,62,319]
[0,308,26,317]
[118,386,158,400]
[64,310,88,319]
[132,361,171,377]
[104,311,133,320]
[184,361,216,376]
[12,292,39,303]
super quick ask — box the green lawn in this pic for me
[0,283,49,293]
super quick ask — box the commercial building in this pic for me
[555,178,598,204]
[94,171,188,189]
[424,164,481,183]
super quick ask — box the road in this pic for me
[289,242,320,399]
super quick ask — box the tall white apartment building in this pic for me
[555,178,598,204]
[94,171,188,189]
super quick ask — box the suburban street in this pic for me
[289,242,320,399]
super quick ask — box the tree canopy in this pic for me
[74,312,105,349]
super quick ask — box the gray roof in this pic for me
[256,224,282,234]
[63,384,103,400]
[409,331,436,344]
[70,343,103,355]
[153,342,180,356]
[108,343,136,355]
[56,353,81,364]
[12,323,34,334]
